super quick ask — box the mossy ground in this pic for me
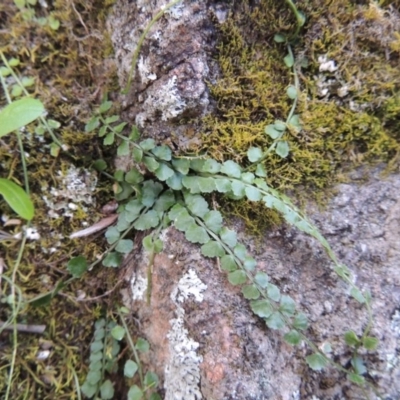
[201,0,400,233]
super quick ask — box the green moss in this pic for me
[201,0,400,233]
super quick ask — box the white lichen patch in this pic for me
[41,166,97,219]
[164,269,207,400]
[131,274,148,301]
[135,75,186,127]
[138,56,157,85]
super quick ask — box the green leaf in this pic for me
[85,116,100,132]
[233,244,247,261]
[347,373,365,385]
[136,338,150,352]
[265,312,285,330]
[102,252,122,267]
[215,178,232,193]
[114,122,127,133]
[99,100,113,113]
[279,295,296,316]
[189,158,206,171]
[201,241,225,258]
[111,325,125,340]
[201,159,221,173]
[228,270,247,285]
[267,283,281,302]
[275,141,289,158]
[144,371,159,388]
[166,172,183,190]
[284,330,302,346]
[185,223,210,244]
[67,255,88,278]
[221,160,242,178]
[182,176,201,194]
[154,190,175,212]
[151,145,172,161]
[115,239,134,253]
[139,138,156,151]
[105,115,119,124]
[231,180,245,197]
[293,313,308,331]
[220,255,237,271]
[288,114,302,132]
[143,156,159,172]
[219,227,237,248]
[350,287,366,303]
[286,85,297,99]
[125,167,144,184]
[168,203,186,220]
[141,180,163,207]
[0,66,11,77]
[21,76,35,87]
[351,356,367,375]
[198,177,216,193]
[264,125,280,139]
[245,186,262,201]
[100,380,114,400]
[81,382,97,398]
[344,330,359,347]
[185,194,209,218]
[203,210,223,233]
[254,271,269,288]
[132,147,143,162]
[0,178,34,220]
[284,52,294,68]
[0,98,44,137]
[306,353,328,371]
[243,256,256,271]
[247,147,263,163]
[127,385,143,400]
[104,132,115,145]
[125,199,145,218]
[242,284,260,300]
[174,209,195,231]
[11,85,22,98]
[274,33,286,43]
[8,57,20,67]
[124,360,138,378]
[99,125,107,137]
[150,394,162,400]
[171,158,190,174]
[241,172,255,184]
[130,126,140,141]
[362,336,378,351]
[117,140,130,156]
[133,210,160,230]
[87,370,101,385]
[105,226,120,244]
[250,299,273,318]
[155,163,174,181]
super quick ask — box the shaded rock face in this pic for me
[107,0,226,142]
[122,169,400,400]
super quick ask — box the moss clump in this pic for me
[201,0,400,233]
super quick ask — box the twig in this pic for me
[0,321,46,334]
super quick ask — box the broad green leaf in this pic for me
[133,210,159,230]
[125,167,144,184]
[185,223,210,244]
[198,177,216,193]
[267,283,280,302]
[201,159,221,173]
[255,164,267,177]
[125,199,144,219]
[102,252,123,267]
[0,97,44,137]
[117,212,131,231]
[171,158,190,174]
[284,52,294,68]
[104,132,115,145]
[265,312,285,330]
[215,178,232,193]
[288,114,302,132]
[155,163,174,181]
[100,380,114,400]
[293,313,308,331]
[286,85,297,99]
[127,385,143,400]
[201,241,225,258]
[185,194,209,218]
[245,186,262,201]
[152,145,172,161]
[0,66,11,77]
[117,140,130,156]
[220,160,242,178]
[105,226,120,244]
[154,190,175,212]
[90,340,103,353]
[143,156,159,172]
[168,204,185,220]
[182,176,201,194]
[362,336,378,350]
[115,239,134,253]
[284,330,302,346]
[166,172,183,190]
[228,270,247,285]
[203,210,223,233]
[242,284,260,300]
[124,360,138,378]
[233,244,247,261]
[247,147,263,163]
[275,141,289,158]
[111,325,125,340]
[174,209,195,231]
[141,180,163,207]
[250,299,273,318]
[139,138,156,151]
[306,353,328,371]
[8,57,20,67]
[344,331,359,347]
[67,255,88,278]
[254,271,269,288]
[219,227,237,248]
[136,338,150,352]
[144,371,159,388]
[279,295,296,316]
[220,255,237,271]
[0,178,34,220]
[99,100,113,113]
